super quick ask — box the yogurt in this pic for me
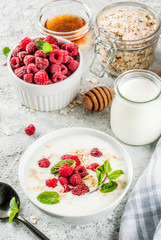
[111,70,161,146]
[25,134,128,216]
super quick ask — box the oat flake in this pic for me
[30,216,37,224]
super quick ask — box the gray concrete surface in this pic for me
[0,0,161,239]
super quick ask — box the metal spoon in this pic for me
[0,182,50,240]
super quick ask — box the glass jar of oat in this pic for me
[90,2,161,77]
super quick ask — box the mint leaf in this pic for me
[42,42,53,53]
[9,211,18,223]
[95,169,105,187]
[37,191,60,205]
[97,160,112,176]
[100,181,118,193]
[108,170,124,180]
[50,159,76,175]
[3,47,11,57]
[35,40,53,53]
[9,197,20,223]
[35,40,44,49]
[9,197,19,211]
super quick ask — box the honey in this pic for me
[44,14,86,33]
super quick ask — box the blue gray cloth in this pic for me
[119,139,161,240]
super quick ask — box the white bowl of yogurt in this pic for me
[18,127,133,224]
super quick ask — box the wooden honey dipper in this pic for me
[82,86,114,111]
[82,69,161,111]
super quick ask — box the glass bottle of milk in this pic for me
[110,70,161,146]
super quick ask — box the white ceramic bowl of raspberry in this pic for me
[7,36,83,111]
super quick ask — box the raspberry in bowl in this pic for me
[7,35,83,111]
[19,128,133,224]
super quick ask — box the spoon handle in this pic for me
[16,215,50,240]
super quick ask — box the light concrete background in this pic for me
[0,0,161,239]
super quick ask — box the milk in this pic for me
[111,76,161,145]
[25,135,128,216]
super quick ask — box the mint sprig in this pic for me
[35,40,53,53]
[50,159,76,175]
[92,161,124,194]
[9,197,20,223]
[37,191,60,205]
[3,47,11,57]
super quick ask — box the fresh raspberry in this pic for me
[49,50,63,64]
[12,46,22,57]
[24,124,36,135]
[35,57,49,70]
[10,57,21,69]
[74,166,86,178]
[38,158,51,168]
[23,73,33,83]
[63,184,70,193]
[87,163,100,171]
[62,75,67,80]
[61,43,67,50]
[35,50,47,58]
[72,184,89,196]
[60,64,67,75]
[27,63,38,74]
[44,35,58,45]
[51,44,59,50]
[14,66,27,79]
[49,64,61,74]
[91,148,103,157]
[61,50,69,63]
[19,37,32,50]
[59,164,73,177]
[26,42,37,54]
[69,173,82,186]
[61,155,80,166]
[66,42,78,56]
[34,70,49,85]
[73,53,80,62]
[52,72,64,83]
[66,70,72,77]
[24,55,35,66]
[57,41,63,47]
[58,177,69,186]
[17,51,28,62]
[46,178,57,188]
[48,80,53,84]
[67,58,79,72]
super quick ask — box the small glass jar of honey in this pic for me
[38,0,92,41]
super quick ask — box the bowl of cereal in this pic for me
[90,2,161,77]
[7,35,83,111]
[18,127,133,224]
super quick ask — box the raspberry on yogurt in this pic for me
[90,148,103,157]
[59,164,73,177]
[61,155,80,166]
[46,178,57,188]
[38,158,51,168]
[69,173,82,186]
[72,184,89,196]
